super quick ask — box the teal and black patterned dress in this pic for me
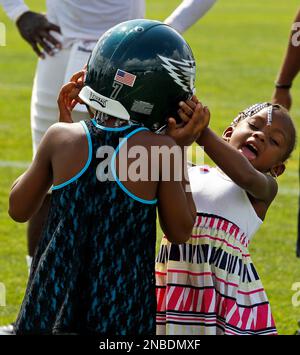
[15,119,157,335]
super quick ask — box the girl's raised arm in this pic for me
[197,128,278,204]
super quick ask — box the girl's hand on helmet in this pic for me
[177,95,199,123]
[167,96,210,147]
[57,70,85,123]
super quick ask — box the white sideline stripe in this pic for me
[0,160,30,169]
[278,187,298,196]
[285,170,298,178]
[0,83,31,91]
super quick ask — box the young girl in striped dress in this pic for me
[156,102,297,335]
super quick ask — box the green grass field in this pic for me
[0,0,300,334]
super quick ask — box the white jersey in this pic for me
[46,0,145,42]
[0,0,145,42]
[188,165,263,239]
[1,0,217,36]
[165,0,217,33]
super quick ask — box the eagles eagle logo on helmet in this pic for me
[158,55,196,93]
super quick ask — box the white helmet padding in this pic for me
[79,86,130,121]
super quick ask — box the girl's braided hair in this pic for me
[231,102,281,127]
[231,102,296,161]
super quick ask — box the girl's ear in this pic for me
[270,163,286,178]
[222,126,234,142]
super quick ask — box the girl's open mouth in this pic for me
[240,143,258,161]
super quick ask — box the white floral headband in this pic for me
[231,102,277,126]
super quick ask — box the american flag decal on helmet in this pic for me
[158,55,196,93]
[114,69,136,87]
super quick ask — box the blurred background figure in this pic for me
[272,7,300,259]
[271,7,300,335]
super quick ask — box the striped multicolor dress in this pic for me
[156,165,277,335]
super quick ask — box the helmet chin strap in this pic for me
[114,118,122,127]
[95,111,108,123]
[95,110,128,127]
[155,124,167,134]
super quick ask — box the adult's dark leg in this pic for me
[297,156,300,258]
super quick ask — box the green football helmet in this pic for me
[79,19,196,131]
